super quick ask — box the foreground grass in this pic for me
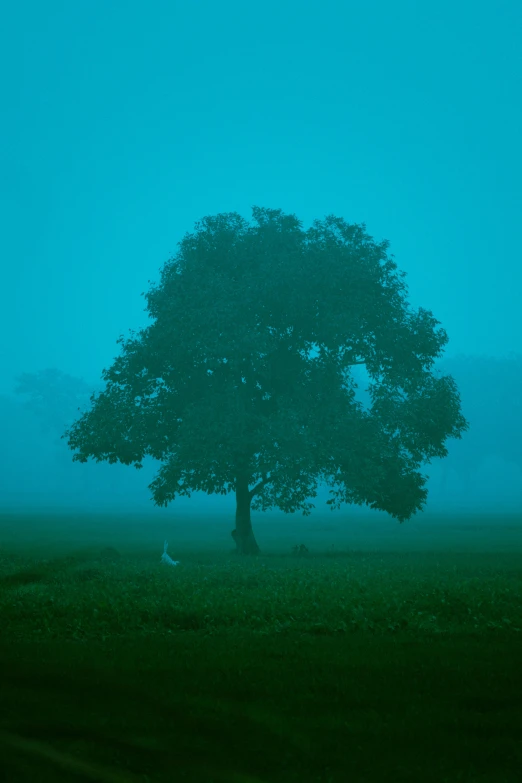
[1,512,522,781]
[1,546,522,640]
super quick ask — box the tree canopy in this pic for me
[63,206,468,553]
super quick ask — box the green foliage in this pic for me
[1,515,521,781]
[63,206,468,521]
[1,544,520,642]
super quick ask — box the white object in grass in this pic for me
[161,540,180,567]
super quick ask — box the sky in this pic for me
[2,0,521,397]
[1,0,521,519]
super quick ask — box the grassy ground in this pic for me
[0,509,521,782]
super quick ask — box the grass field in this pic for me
[0,509,521,782]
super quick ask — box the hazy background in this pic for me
[1,0,521,521]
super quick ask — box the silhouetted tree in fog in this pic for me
[63,206,468,553]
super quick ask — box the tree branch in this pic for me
[249,471,271,499]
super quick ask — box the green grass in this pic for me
[1,510,522,782]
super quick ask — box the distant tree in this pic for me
[13,369,102,493]
[0,392,37,502]
[433,353,522,494]
[63,206,468,554]
[14,368,94,444]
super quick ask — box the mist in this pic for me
[3,7,522,780]
[1,352,521,519]
[1,0,521,525]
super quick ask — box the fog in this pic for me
[1,0,521,523]
[1,354,521,518]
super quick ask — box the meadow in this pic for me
[0,509,521,782]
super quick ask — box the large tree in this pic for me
[63,207,468,554]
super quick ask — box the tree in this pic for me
[14,368,102,494]
[63,206,468,554]
[14,368,93,436]
[433,353,522,497]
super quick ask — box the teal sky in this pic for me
[2,0,521,395]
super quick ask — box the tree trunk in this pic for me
[231,473,260,555]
